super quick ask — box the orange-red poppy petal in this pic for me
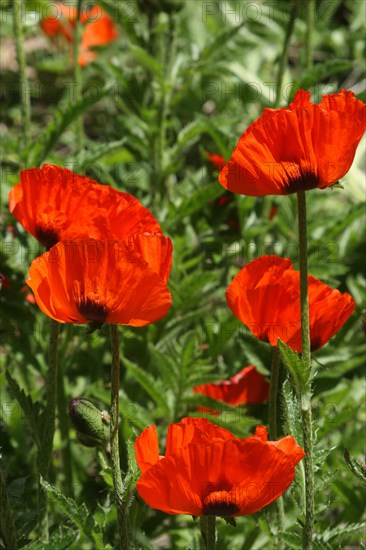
[136,422,305,517]
[134,425,160,474]
[219,89,365,196]
[127,234,172,284]
[26,240,172,326]
[165,417,235,456]
[226,255,355,352]
[9,165,108,248]
[8,165,162,248]
[194,365,269,406]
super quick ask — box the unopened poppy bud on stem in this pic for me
[69,398,109,448]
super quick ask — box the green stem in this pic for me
[200,516,216,550]
[12,0,31,149]
[268,347,285,549]
[305,0,315,70]
[109,324,131,550]
[38,319,60,540]
[73,0,84,151]
[297,191,314,550]
[275,2,297,108]
[0,467,18,550]
[297,192,311,372]
[268,347,280,439]
[57,361,73,497]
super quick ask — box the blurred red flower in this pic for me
[194,365,269,411]
[226,255,355,352]
[8,165,161,249]
[135,417,305,517]
[26,237,172,327]
[40,3,117,66]
[219,89,366,195]
[208,153,226,171]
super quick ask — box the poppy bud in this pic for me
[69,398,108,448]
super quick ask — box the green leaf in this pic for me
[277,340,309,392]
[26,87,111,167]
[122,356,171,417]
[5,371,41,449]
[344,449,366,485]
[40,479,104,550]
[70,139,127,171]
[27,527,77,550]
[197,21,247,62]
[130,45,162,77]
[167,182,224,228]
[281,379,303,446]
[314,521,366,544]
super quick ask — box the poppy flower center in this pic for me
[77,297,108,324]
[202,490,239,517]
[35,224,60,250]
[284,169,318,194]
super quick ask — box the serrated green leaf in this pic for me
[344,449,366,485]
[40,479,103,550]
[28,527,77,550]
[5,371,41,448]
[278,340,309,392]
[70,139,127,171]
[281,379,303,446]
[122,356,171,416]
[26,87,111,167]
[315,521,366,544]
[148,343,179,390]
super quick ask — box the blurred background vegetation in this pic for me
[0,0,365,548]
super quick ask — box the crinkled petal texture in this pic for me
[194,365,270,406]
[8,165,161,249]
[135,419,305,517]
[219,89,366,196]
[226,255,355,352]
[26,238,172,326]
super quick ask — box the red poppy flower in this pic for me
[78,7,118,67]
[40,3,117,66]
[219,89,366,196]
[26,237,172,327]
[8,165,161,249]
[226,255,355,352]
[194,365,269,410]
[135,417,305,517]
[209,153,226,171]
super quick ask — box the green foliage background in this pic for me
[0,0,365,548]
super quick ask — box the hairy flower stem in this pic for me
[297,191,314,550]
[110,325,131,550]
[38,319,60,540]
[275,2,297,108]
[12,0,31,149]
[73,0,84,151]
[268,347,285,549]
[200,516,216,549]
[0,467,18,550]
